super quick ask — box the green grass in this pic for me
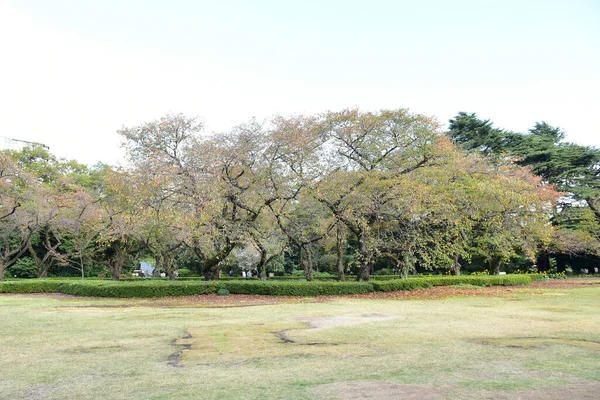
[1,285,599,399]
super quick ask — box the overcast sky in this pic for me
[1,0,598,166]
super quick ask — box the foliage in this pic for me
[448,112,600,268]
[8,257,37,279]
[58,281,217,298]
[0,280,63,293]
[215,280,374,296]
[0,109,569,282]
[0,274,536,297]
[371,275,531,292]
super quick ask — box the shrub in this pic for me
[217,288,230,296]
[0,280,63,293]
[0,274,531,297]
[58,281,217,298]
[177,268,193,277]
[528,273,548,281]
[372,275,531,292]
[8,257,37,279]
[373,268,394,275]
[266,275,337,281]
[215,280,374,296]
[369,275,404,281]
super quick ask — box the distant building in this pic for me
[0,136,49,151]
[140,261,155,276]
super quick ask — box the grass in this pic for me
[0,284,599,399]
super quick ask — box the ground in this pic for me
[0,279,599,399]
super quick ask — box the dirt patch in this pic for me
[167,330,193,368]
[297,313,396,330]
[313,381,444,400]
[23,385,56,400]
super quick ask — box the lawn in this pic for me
[1,281,599,399]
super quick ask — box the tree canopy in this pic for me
[0,109,574,281]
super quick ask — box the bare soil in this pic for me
[313,381,445,400]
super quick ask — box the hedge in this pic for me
[216,281,373,296]
[0,279,372,297]
[0,280,64,293]
[526,273,548,281]
[0,274,531,298]
[371,275,531,292]
[58,281,218,298]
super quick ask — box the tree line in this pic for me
[1,109,598,281]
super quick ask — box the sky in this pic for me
[0,0,599,166]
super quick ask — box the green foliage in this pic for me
[0,280,63,293]
[373,268,395,275]
[177,268,193,277]
[8,257,37,279]
[0,274,533,296]
[371,275,531,292]
[217,288,230,296]
[58,281,217,298]
[216,280,374,296]
[266,275,337,281]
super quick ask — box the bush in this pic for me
[372,275,531,292]
[59,281,217,298]
[0,280,63,293]
[369,275,404,281]
[267,275,337,281]
[217,288,230,296]
[177,268,193,277]
[215,280,374,296]
[373,268,394,276]
[0,274,531,297]
[528,273,548,281]
[8,257,37,279]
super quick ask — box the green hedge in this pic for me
[1,274,531,298]
[526,273,548,281]
[0,280,64,293]
[371,275,531,292]
[216,281,373,296]
[58,281,217,298]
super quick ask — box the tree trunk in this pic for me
[257,248,268,280]
[110,261,122,281]
[489,259,500,275]
[536,250,550,273]
[357,235,370,281]
[202,257,222,281]
[80,254,85,279]
[453,253,461,275]
[399,262,409,278]
[109,246,125,281]
[161,255,175,280]
[556,256,567,273]
[336,221,345,281]
[302,245,314,281]
[0,266,5,281]
[28,241,50,278]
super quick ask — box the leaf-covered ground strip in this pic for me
[0,280,598,399]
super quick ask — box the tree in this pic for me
[0,153,44,280]
[314,108,442,280]
[449,112,600,269]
